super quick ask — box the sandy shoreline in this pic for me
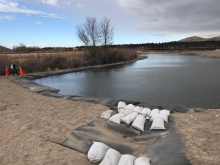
[0,51,220,165]
[139,49,220,59]
[0,77,107,165]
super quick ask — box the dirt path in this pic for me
[0,77,219,165]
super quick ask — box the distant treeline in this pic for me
[77,41,220,51]
[2,40,220,54]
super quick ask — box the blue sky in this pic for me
[0,0,220,48]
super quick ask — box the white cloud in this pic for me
[36,21,43,25]
[76,3,84,8]
[0,0,65,18]
[0,15,13,20]
[66,1,71,5]
[40,0,58,6]
[117,0,220,37]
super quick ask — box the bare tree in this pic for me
[13,43,27,53]
[100,17,114,50]
[84,17,100,47]
[76,17,114,48]
[77,17,100,47]
[76,17,114,60]
[76,25,90,47]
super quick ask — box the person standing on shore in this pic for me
[9,64,19,76]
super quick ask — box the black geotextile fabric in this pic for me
[13,74,194,165]
[14,76,195,113]
[59,117,191,165]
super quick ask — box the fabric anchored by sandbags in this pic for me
[118,154,137,165]
[150,117,165,130]
[142,108,151,117]
[121,112,138,125]
[125,104,135,110]
[149,109,160,117]
[118,101,126,110]
[87,142,110,163]
[133,106,143,114]
[109,114,125,124]
[87,141,151,165]
[160,109,171,116]
[134,157,150,165]
[118,108,134,116]
[100,110,114,119]
[150,113,169,123]
[99,148,121,165]
[132,114,146,131]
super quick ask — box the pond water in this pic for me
[35,54,220,109]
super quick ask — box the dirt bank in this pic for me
[139,49,220,58]
[0,77,107,165]
[191,50,220,58]
[173,110,220,165]
[0,77,219,165]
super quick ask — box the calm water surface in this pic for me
[35,54,220,108]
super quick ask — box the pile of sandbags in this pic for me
[100,101,171,131]
[149,109,170,130]
[87,141,150,165]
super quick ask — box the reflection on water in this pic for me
[35,54,220,108]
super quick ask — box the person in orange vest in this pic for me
[9,64,19,76]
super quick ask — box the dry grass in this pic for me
[0,49,137,75]
[7,51,83,63]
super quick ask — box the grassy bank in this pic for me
[0,48,137,76]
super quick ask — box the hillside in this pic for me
[0,45,11,53]
[179,36,220,42]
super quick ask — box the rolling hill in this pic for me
[179,36,220,42]
[0,45,11,53]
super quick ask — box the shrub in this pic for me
[0,49,137,76]
[0,55,10,75]
[21,57,41,73]
[107,48,137,63]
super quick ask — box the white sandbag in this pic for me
[100,110,114,119]
[134,157,150,165]
[109,114,125,124]
[125,104,135,110]
[118,154,136,165]
[133,106,143,114]
[99,148,121,165]
[132,114,146,131]
[118,108,125,113]
[119,108,134,116]
[118,101,126,110]
[121,112,138,124]
[146,116,150,120]
[149,109,160,117]
[150,117,165,130]
[160,109,171,116]
[142,108,151,117]
[87,142,110,163]
[150,114,169,123]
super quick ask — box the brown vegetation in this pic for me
[0,48,137,76]
[13,44,41,53]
